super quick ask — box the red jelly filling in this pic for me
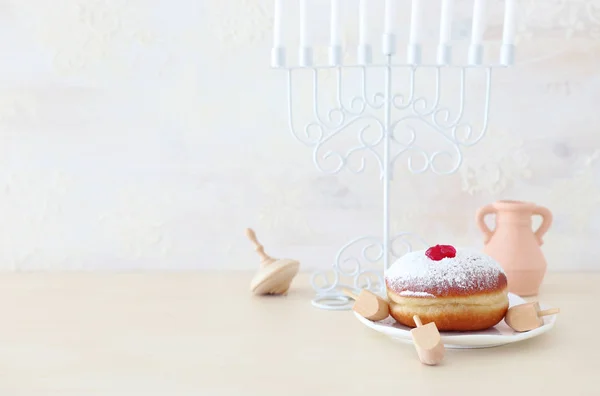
[425,244,457,261]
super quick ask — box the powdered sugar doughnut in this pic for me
[385,245,509,332]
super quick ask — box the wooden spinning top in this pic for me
[342,288,389,321]
[410,315,445,366]
[504,302,560,332]
[246,228,300,296]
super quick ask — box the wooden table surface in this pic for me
[0,271,595,395]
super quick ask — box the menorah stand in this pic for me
[270,1,516,310]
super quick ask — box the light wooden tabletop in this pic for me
[0,271,594,395]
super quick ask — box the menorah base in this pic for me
[310,232,428,310]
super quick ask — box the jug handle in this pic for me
[533,205,553,245]
[476,204,496,244]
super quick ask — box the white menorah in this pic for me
[270,0,517,310]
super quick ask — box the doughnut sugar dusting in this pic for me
[385,248,507,297]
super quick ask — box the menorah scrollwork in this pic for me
[287,65,492,179]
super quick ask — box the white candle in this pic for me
[299,0,308,47]
[330,0,341,46]
[273,0,283,48]
[502,0,517,45]
[439,0,454,45]
[409,0,423,44]
[359,0,368,45]
[471,0,487,45]
[385,0,396,35]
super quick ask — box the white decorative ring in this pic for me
[311,293,353,310]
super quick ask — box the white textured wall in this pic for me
[0,0,598,272]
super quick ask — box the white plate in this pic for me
[354,293,558,349]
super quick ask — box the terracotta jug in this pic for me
[476,200,553,297]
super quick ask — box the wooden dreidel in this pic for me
[504,302,560,332]
[342,288,389,321]
[410,315,445,366]
[246,228,300,296]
